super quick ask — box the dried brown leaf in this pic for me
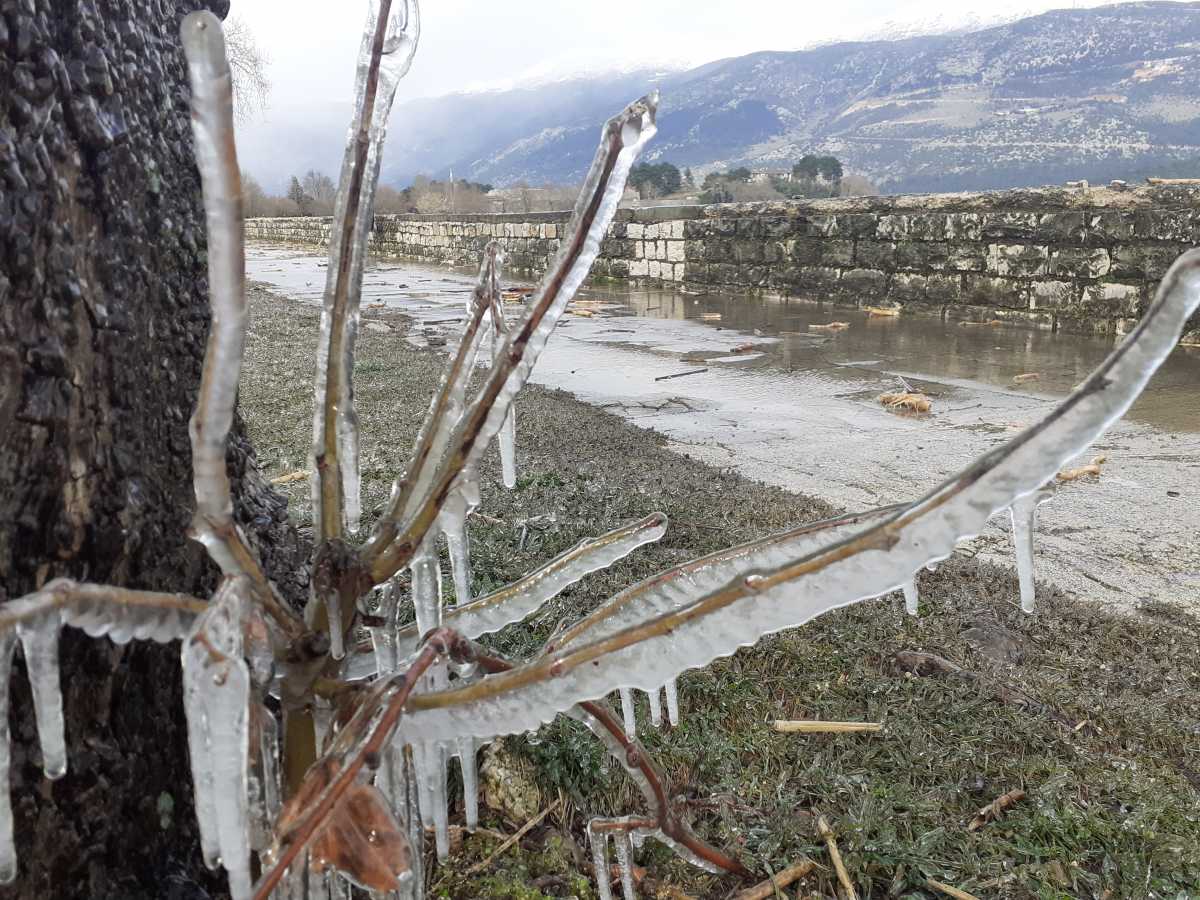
[878,392,932,413]
[866,306,900,317]
[270,470,309,484]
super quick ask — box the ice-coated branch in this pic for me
[181,12,301,638]
[545,505,901,656]
[473,653,749,881]
[372,245,499,560]
[310,0,419,541]
[360,92,660,585]
[341,513,668,672]
[253,628,462,900]
[394,249,1200,743]
[0,580,209,884]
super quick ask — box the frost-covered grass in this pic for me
[241,283,1200,899]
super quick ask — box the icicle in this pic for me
[325,591,345,661]
[310,0,420,537]
[16,614,66,780]
[1010,491,1050,613]
[618,688,637,739]
[664,678,680,727]
[410,534,443,636]
[181,581,252,900]
[498,408,517,489]
[0,632,17,884]
[455,737,479,831]
[902,579,920,616]
[612,830,637,900]
[249,705,282,851]
[439,496,472,606]
[324,870,352,900]
[589,827,614,900]
[646,687,663,729]
[370,578,401,677]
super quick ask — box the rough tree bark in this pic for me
[0,2,306,897]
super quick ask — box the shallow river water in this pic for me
[247,245,1200,611]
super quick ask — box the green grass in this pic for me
[240,284,1200,899]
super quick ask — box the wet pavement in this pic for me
[247,245,1200,611]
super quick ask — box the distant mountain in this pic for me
[381,1,1200,193]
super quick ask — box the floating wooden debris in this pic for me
[879,392,932,413]
[655,368,708,382]
[958,319,1002,327]
[570,308,596,318]
[365,302,387,309]
[809,321,851,332]
[1058,455,1106,481]
[773,720,882,734]
[731,342,755,353]
[270,470,309,485]
[968,788,1026,831]
[700,312,722,321]
[1012,373,1040,384]
[866,306,900,317]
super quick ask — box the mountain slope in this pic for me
[382,1,1200,193]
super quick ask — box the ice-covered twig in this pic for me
[311,0,419,541]
[0,580,209,884]
[472,652,747,879]
[395,249,1200,741]
[340,513,667,673]
[370,246,499,588]
[361,93,659,585]
[181,12,301,638]
[0,580,206,641]
[545,505,900,655]
[254,628,466,900]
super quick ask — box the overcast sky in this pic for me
[230,0,1171,187]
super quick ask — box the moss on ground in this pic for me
[240,284,1200,900]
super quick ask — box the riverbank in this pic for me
[239,283,1200,899]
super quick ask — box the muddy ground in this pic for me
[240,283,1200,899]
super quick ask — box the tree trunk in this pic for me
[0,2,305,896]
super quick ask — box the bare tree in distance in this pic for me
[224,15,270,122]
[302,169,337,215]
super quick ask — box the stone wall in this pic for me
[247,184,1200,337]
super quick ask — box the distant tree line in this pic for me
[697,155,876,203]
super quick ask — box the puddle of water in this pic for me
[247,244,1199,435]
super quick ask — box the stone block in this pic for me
[627,222,644,239]
[666,240,685,262]
[1029,280,1076,310]
[876,214,909,239]
[1048,247,1110,278]
[1080,282,1144,317]
[1088,211,1134,242]
[628,258,649,277]
[1110,243,1188,280]
[644,223,660,240]
[683,219,706,239]
[980,212,1039,240]
[840,268,887,294]
[712,218,738,238]
[735,240,763,264]
[986,243,1048,277]
[737,218,762,238]
[820,239,855,267]
[855,240,897,269]
[962,275,1031,309]
[761,216,792,239]
[1034,212,1087,243]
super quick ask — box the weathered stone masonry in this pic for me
[247,184,1200,338]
